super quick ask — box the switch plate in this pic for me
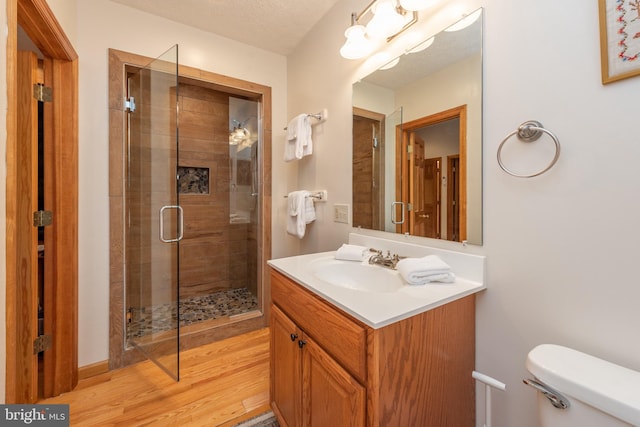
[333,204,349,224]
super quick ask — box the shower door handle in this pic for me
[159,205,184,243]
[391,202,405,225]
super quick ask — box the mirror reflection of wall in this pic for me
[351,8,483,245]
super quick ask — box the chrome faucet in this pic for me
[368,250,402,269]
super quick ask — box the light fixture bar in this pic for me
[354,0,418,42]
[340,0,419,59]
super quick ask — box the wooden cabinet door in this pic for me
[302,335,365,427]
[271,305,302,427]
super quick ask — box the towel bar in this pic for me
[284,190,327,202]
[284,109,328,130]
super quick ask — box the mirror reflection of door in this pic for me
[399,105,467,242]
[352,107,385,230]
[447,155,460,241]
[410,133,441,238]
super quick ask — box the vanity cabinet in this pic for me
[272,305,366,427]
[270,269,476,427]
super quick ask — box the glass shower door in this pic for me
[125,45,181,380]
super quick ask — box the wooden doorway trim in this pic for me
[6,0,78,402]
[398,105,467,241]
[447,155,461,241]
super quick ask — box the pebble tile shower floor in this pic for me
[127,287,258,339]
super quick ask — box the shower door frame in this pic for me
[125,45,181,380]
[108,48,272,370]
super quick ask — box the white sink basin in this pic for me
[308,257,403,293]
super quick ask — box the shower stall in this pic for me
[109,46,271,378]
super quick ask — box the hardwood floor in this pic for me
[39,328,271,426]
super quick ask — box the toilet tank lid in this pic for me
[526,344,640,426]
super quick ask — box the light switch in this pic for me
[333,204,349,224]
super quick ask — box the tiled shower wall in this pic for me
[177,83,257,300]
[352,113,384,230]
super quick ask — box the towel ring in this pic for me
[497,121,561,178]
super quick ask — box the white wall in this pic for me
[288,0,640,426]
[74,0,287,366]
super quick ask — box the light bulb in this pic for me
[340,25,373,59]
[366,0,406,39]
[229,127,250,144]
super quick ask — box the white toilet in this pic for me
[525,344,640,426]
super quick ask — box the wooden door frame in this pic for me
[6,0,78,402]
[447,155,460,241]
[397,105,467,241]
[418,156,442,239]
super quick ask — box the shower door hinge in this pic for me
[33,334,52,354]
[33,83,52,102]
[124,96,136,112]
[33,210,53,227]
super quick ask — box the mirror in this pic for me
[352,8,483,245]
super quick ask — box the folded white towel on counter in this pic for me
[286,191,311,239]
[284,114,312,162]
[335,244,369,262]
[396,255,456,285]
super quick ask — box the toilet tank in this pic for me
[526,344,640,427]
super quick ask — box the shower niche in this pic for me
[108,47,272,376]
[177,166,210,194]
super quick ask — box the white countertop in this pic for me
[268,251,486,329]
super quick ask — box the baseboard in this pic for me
[78,360,109,380]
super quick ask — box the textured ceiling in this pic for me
[110,0,343,55]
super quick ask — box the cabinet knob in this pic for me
[290,333,298,342]
[298,339,307,349]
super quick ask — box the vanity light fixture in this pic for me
[366,0,407,39]
[340,0,420,59]
[229,118,253,145]
[340,17,374,59]
[229,126,249,145]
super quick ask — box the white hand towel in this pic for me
[304,196,316,224]
[299,115,313,157]
[286,116,300,141]
[286,191,310,239]
[396,255,456,285]
[335,244,369,262]
[284,114,312,162]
